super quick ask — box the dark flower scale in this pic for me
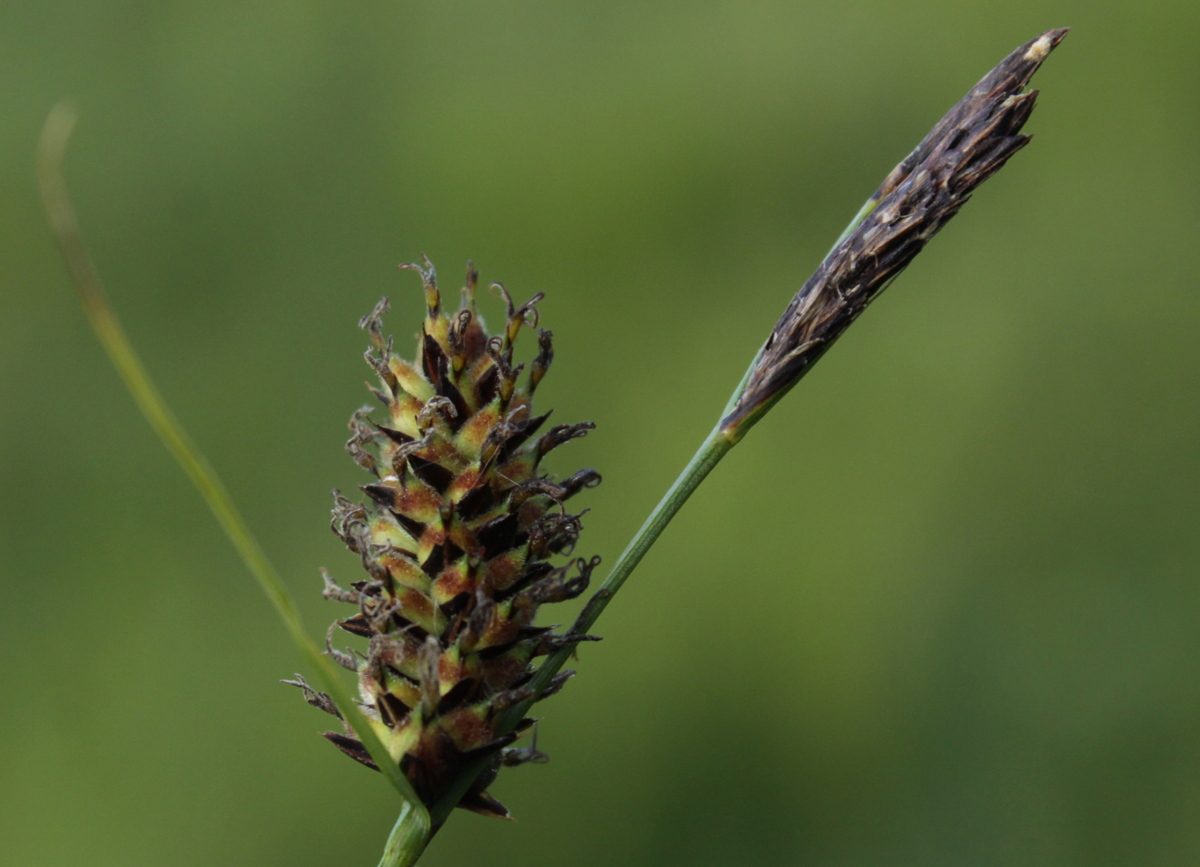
[290,259,601,819]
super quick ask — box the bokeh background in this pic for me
[3,2,1198,865]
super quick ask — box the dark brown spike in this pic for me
[323,732,380,771]
[499,412,551,458]
[495,561,555,602]
[421,332,449,382]
[457,789,513,820]
[361,483,395,509]
[439,590,472,620]
[367,383,392,408]
[370,422,415,446]
[476,513,521,560]
[436,677,480,715]
[337,613,374,637]
[473,364,500,406]
[871,29,1067,206]
[455,483,496,520]
[378,692,414,729]
[420,544,445,579]
[391,510,426,541]
[408,455,455,493]
[721,28,1068,436]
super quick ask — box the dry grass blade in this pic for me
[35,103,430,831]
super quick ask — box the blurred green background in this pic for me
[3,2,1198,865]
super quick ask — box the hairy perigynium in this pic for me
[289,260,601,819]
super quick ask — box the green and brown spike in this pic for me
[290,258,601,819]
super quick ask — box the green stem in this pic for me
[36,104,430,848]
[528,425,734,672]
[428,186,884,831]
[376,801,431,867]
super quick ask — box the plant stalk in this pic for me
[376,801,431,867]
[426,186,884,830]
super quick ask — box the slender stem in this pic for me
[35,104,430,839]
[428,425,735,827]
[547,426,733,647]
[427,188,884,831]
[376,801,431,867]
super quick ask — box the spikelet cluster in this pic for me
[290,259,601,818]
[721,28,1068,436]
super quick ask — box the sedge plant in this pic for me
[37,28,1067,867]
